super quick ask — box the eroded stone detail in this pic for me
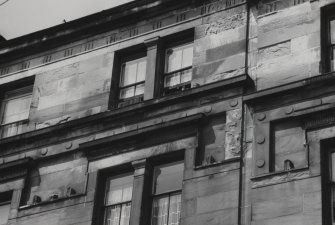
[205,13,247,35]
[258,41,291,61]
[251,169,310,188]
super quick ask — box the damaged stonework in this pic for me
[258,40,291,61]
[225,109,242,159]
[205,68,245,84]
[205,12,247,35]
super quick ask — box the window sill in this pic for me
[250,167,310,189]
[18,193,85,211]
[194,157,240,170]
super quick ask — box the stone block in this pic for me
[258,40,291,61]
[196,190,239,214]
[252,195,303,221]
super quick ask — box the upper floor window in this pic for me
[117,54,147,107]
[104,173,133,225]
[322,4,335,72]
[151,161,183,225]
[163,42,193,95]
[0,86,32,138]
[328,18,335,71]
[0,191,12,225]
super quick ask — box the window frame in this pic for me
[150,160,184,225]
[109,45,147,109]
[118,56,147,103]
[103,172,134,225]
[93,151,185,225]
[0,84,33,138]
[93,165,135,225]
[321,4,335,73]
[321,142,335,225]
[160,30,194,96]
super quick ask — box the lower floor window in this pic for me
[104,173,133,225]
[96,158,184,225]
[322,145,335,225]
[152,193,181,225]
[105,202,132,225]
[151,161,183,225]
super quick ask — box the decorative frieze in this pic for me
[0,0,245,77]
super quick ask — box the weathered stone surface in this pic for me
[258,41,291,60]
[205,12,247,35]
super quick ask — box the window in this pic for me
[0,191,12,225]
[118,56,147,107]
[322,4,335,72]
[270,120,307,172]
[0,86,32,138]
[196,114,226,166]
[322,144,335,225]
[151,161,183,225]
[327,17,335,71]
[103,173,133,225]
[163,42,193,95]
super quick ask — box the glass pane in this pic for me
[332,153,335,182]
[0,203,10,225]
[106,174,133,205]
[332,48,335,72]
[121,62,137,86]
[105,205,121,225]
[152,196,169,225]
[181,44,193,68]
[136,60,147,82]
[153,161,184,195]
[166,48,182,73]
[164,73,180,88]
[331,20,335,44]
[135,83,145,96]
[168,194,181,225]
[120,202,131,225]
[1,121,28,138]
[180,68,192,84]
[119,87,135,99]
[2,95,31,124]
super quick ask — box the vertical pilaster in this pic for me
[130,159,152,225]
[144,36,161,100]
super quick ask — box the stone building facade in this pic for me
[0,0,334,224]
